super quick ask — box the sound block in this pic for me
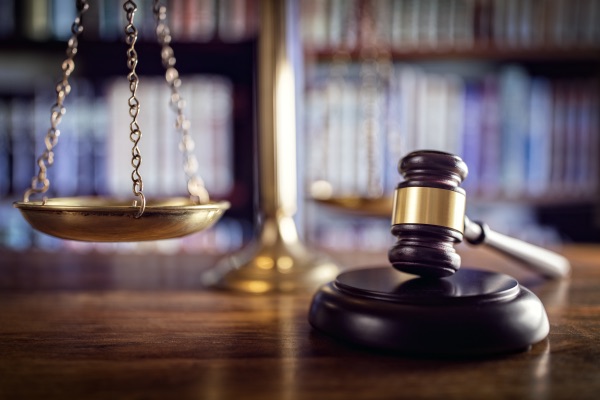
[309,267,549,357]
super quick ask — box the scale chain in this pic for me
[153,0,210,204]
[23,0,89,203]
[124,0,146,217]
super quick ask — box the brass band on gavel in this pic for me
[392,187,466,234]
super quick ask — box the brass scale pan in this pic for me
[14,197,228,242]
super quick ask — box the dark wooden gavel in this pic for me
[388,150,571,279]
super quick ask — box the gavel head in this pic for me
[388,150,468,278]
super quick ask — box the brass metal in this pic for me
[313,196,394,218]
[14,197,229,242]
[203,215,340,293]
[392,187,466,233]
[205,0,340,292]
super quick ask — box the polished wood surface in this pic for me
[1,245,599,399]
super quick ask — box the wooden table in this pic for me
[1,245,599,399]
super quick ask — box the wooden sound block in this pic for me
[309,267,549,357]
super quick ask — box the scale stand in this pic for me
[201,0,340,293]
[309,151,560,357]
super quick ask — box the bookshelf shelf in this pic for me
[0,38,257,77]
[305,46,600,62]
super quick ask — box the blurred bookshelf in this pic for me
[1,0,599,256]
[300,0,600,253]
[0,0,258,254]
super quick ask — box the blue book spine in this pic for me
[0,101,10,196]
[499,65,530,198]
[460,80,482,192]
[10,99,35,196]
[0,0,15,38]
[526,77,552,196]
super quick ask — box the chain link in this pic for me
[153,0,210,204]
[123,1,146,217]
[23,0,89,202]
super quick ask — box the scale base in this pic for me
[309,267,549,357]
[202,216,340,293]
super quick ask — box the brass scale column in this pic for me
[203,0,340,293]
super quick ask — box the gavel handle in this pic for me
[463,217,571,279]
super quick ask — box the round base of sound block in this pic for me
[309,267,549,357]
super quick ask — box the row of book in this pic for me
[0,0,258,43]
[301,0,600,52]
[0,76,233,199]
[303,63,599,200]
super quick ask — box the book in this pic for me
[478,75,501,196]
[0,0,15,38]
[326,77,344,194]
[156,83,180,196]
[106,77,133,197]
[328,0,358,50]
[74,88,96,196]
[473,0,493,45]
[209,77,234,195]
[99,0,122,41]
[92,98,109,195]
[396,65,420,157]
[0,100,10,196]
[300,0,327,50]
[550,81,568,191]
[184,0,217,42]
[372,0,394,49]
[218,0,251,42]
[454,0,474,48]
[51,0,77,40]
[461,80,483,191]
[499,65,530,197]
[9,98,36,196]
[563,82,580,192]
[588,84,600,192]
[527,77,553,196]
[445,75,465,156]
[418,0,438,49]
[579,80,600,193]
[22,0,51,41]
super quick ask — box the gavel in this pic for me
[309,150,556,356]
[388,150,571,279]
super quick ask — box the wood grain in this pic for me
[1,246,599,399]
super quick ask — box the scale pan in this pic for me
[14,197,230,242]
[313,196,393,218]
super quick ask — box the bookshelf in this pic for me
[0,0,258,253]
[1,0,598,255]
[300,0,600,252]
